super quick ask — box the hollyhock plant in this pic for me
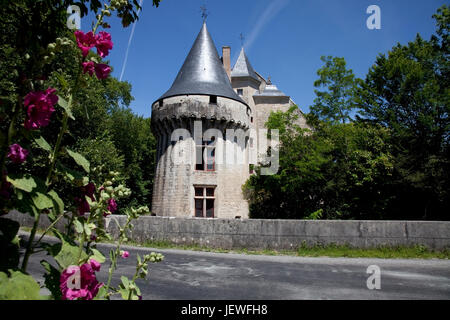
[60,259,103,300]
[74,30,97,57]
[95,31,113,58]
[23,88,58,130]
[94,63,112,80]
[7,144,29,164]
[120,251,129,258]
[82,61,95,76]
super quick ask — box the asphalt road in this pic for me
[22,233,450,300]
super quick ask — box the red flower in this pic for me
[7,144,28,164]
[107,198,117,213]
[82,61,95,76]
[75,197,90,216]
[75,31,97,57]
[95,31,113,58]
[94,63,112,80]
[60,260,103,300]
[81,182,96,201]
[23,88,58,130]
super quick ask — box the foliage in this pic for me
[309,56,359,124]
[356,4,449,220]
[0,0,163,300]
[244,5,449,221]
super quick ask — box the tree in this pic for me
[309,56,359,124]
[356,5,449,219]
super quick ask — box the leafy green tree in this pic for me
[243,106,394,219]
[309,56,359,124]
[356,5,449,219]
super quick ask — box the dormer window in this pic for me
[158,100,163,108]
[210,95,217,104]
[237,89,243,96]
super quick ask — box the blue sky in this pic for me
[81,0,446,117]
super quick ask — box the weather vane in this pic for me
[239,33,245,47]
[200,4,208,22]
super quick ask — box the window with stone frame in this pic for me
[194,186,215,218]
[195,136,215,171]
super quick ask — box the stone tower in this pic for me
[151,23,252,219]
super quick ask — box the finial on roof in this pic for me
[239,33,245,47]
[267,76,272,85]
[200,4,208,22]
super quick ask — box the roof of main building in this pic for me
[231,47,259,82]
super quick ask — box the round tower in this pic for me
[151,23,251,219]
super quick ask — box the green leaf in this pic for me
[93,285,107,300]
[90,248,105,263]
[54,240,87,269]
[48,190,64,215]
[120,276,129,289]
[66,149,90,173]
[40,260,62,300]
[6,175,36,192]
[34,136,51,152]
[32,192,54,210]
[57,96,75,120]
[0,271,46,300]
[74,220,83,234]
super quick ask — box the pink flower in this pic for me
[95,31,113,58]
[75,30,97,57]
[89,259,101,271]
[107,198,117,213]
[120,251,129,258]
[103,211,110,217]
[82,61,95,76]
[94,63,111,80]
[7,144,28,164]
[60,260,103,300]
[23,88,58,130]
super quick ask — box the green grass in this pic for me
[20,227,450,259]
[121,239,450,259]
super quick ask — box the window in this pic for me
[210,95,217,104]
[251,116,253,123]
[237,88,243,96]
[196,136,215,171]
[194,186,215,218]
[158,100,163,108]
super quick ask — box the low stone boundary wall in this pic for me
[7,210,450,250]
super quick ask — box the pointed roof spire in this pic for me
[231,47,259,82]
[156,23,246,105]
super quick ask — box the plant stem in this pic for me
[32,211,65,249]
[104,216,131,297]
[21,208,38,271]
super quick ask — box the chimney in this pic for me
[222,46,231,81]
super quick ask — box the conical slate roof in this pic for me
[231,47,259,82]
[156,23,246,105]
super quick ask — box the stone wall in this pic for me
[8,211,450,250]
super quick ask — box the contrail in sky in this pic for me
[232,0,290,63]
[120,0,144,81]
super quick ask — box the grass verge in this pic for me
[20,227,450,259]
